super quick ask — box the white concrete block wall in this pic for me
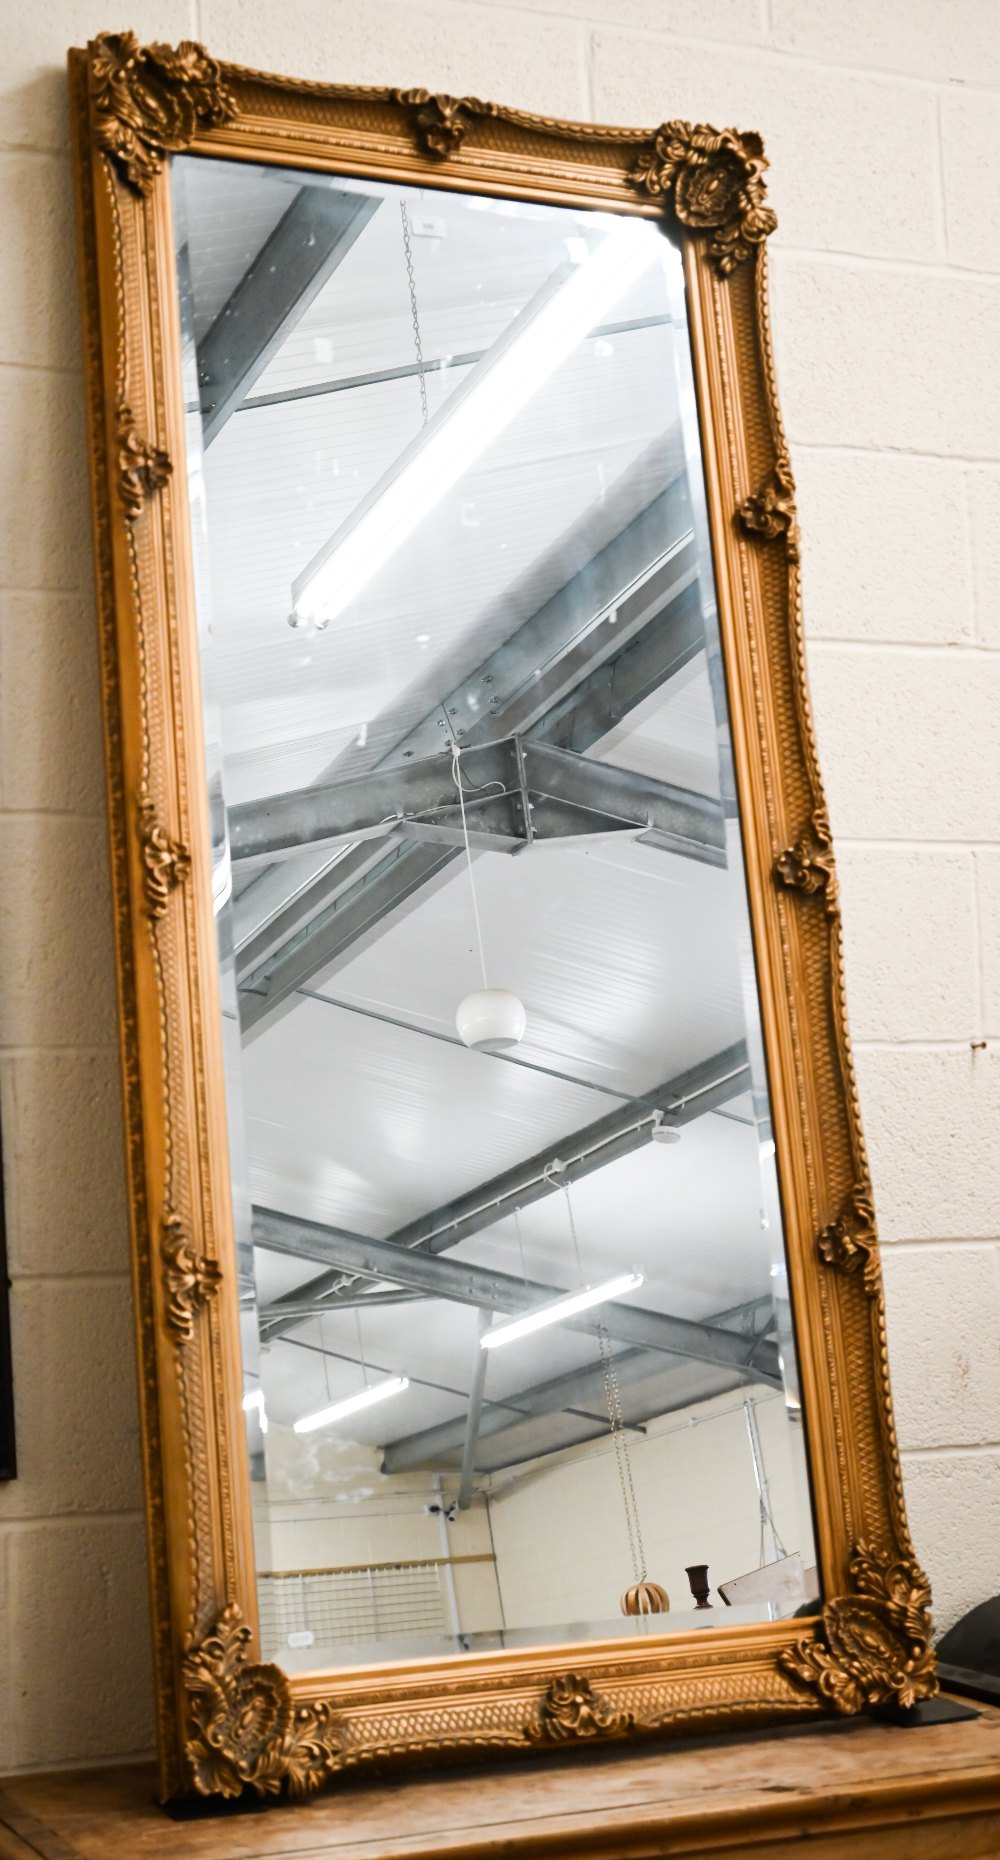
[0,0,996,1772]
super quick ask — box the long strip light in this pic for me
[293,1373,409,1434]
[480,1270,645,1352]
[242,1387,268,1434]
[289,222,661,629]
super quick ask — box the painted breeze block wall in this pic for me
[1,0,998,1773]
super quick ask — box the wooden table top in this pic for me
[3,1704,1000,1860]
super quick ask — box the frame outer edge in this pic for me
[68,46,181,1794]
[69,31,934,1801]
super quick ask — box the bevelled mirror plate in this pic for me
[70,32,937,1805]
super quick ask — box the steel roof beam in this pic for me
[227,733,723,870]
[196,186,380,444]
[239,839,455,1035]
[381,1312,777,1476]
[251,1207,780,1385]
[255,1040,750,1338]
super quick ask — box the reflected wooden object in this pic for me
[621,1580,670,1616]
[686,1563,713,1609]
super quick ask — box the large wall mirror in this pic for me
[72,34,936,1805]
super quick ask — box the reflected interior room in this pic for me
[173,155,818,1671]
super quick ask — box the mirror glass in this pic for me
[172,153,818,1671]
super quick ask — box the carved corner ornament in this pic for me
[738,452,800,562]
[138,791,190,921]
[819,1187,880,1296]
[183,1605,343,1796]
[163,1216,222,1342]
[89,31,235,195]
[631,121,777,274]
[526,1673,634,1745]
[781,1544,937,1716]
[117,406,171,520]
[774,808,839,918]
[391,87,499,158]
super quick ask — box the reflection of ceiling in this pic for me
[175,156,783,1477]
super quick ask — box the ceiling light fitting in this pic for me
[451,737,527,1051]
[480,1270,644,1351]
[288,223,659,629]
[241,1387,268,1433]
[293,1373,409,1434]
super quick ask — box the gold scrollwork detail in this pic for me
[183,1604,344,1796]
[391,87,499,158]
[163,1215,222,1342]
[90,30,235,195]
[774,808,839,918]
[738,451,800,562]
[631,121,777,274]
[138,791,190,920]
[526,1673,634,1745]
[819,1187,880,1296]
[117,405,171,519]
[781,1544,937,1716]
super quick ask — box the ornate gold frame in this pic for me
[69,31,936,1806]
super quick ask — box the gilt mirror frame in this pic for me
[69,30,936,1805]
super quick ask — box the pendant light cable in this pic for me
[451,739,490,991]
[513,1204,529,1291]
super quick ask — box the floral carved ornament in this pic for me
[89,30,235,194]
[632,121,777,273]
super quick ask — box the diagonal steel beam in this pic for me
[239,839,455,1035]
[382,1319,778,1477]
[256,1041,750,1339]
[251,1207,780,1385]
[384,1347,656,1476]
[388,487,695,764]
[197,186,380,444]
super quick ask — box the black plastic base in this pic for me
[875,1693,980,1728]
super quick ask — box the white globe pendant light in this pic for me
[455,986,527,1053]
[450,741,526,1053]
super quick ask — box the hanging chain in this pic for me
[598,1324,647,1585]
[553,1173,647,1585]
[400,201,429,427]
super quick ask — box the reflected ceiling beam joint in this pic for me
[197,185,380,445]
[256,1040,751,1338]
[251,1215,780,1386]
[226,734,724,869]
[228,480,699,1018]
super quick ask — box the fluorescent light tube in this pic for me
[242,1387,268,1434]
[293,1374,410,1434]
[290,224,661,628]
[480,1270,645,1351]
